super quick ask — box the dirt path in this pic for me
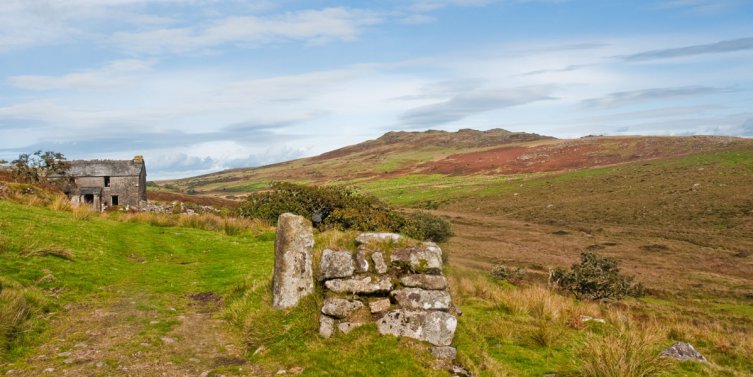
[4,292,259,377]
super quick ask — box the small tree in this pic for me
[10,151,68,184]
[551,252,644,301]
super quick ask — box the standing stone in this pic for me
[272,213,314,309]
[319,315,335,338]
[377,309,457,346]
[319,249,355,281]
[372,252,388,274]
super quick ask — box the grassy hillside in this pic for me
[1,198,750,376]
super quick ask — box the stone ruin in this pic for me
[271,213,462,370]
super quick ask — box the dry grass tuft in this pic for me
[0,277,49,354]
[578,323,669,377]
[112,212,272,236]
[48,194,71,211]
[21,245,75,261]
[71,204,95,220]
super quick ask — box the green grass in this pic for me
[0,200,445,375]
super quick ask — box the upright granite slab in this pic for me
[272,213,315,309]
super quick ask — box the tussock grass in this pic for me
[112,212,272,236]
[71,204,94,220]
[578,324,669,377]
[48,194,71,211]
[0,277,49,356]
[21,245,74,261]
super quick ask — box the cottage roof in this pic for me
[50,158,146,177]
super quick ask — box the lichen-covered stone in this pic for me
[272,213,314,309]
[400,274,448,290]
[660,342,707,362]
[337,322,365,334]
[369,298,391,314]
[319,315,335,338]
[390,246,442,274]
[371,252,388,274]
[319,249,355,281]
[355,232,402,245]
[392,288,452,310]
[321,297,363,319]
[324,275,393,294]
[431,346,457,360]
[354,250,370,273]
[377,309,457,346]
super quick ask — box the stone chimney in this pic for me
[133,155,144,164]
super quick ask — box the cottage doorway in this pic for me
[84,194,94,204]
[111,195,119,206]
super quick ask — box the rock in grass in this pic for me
[377,309,457,346]
[392,288,452,310]
[400,274,448,290]
[355,232,402,245]
[431,346,457,360]
[660,342,707,362]
[325,275,393,294]
[319,249,355,281]
[372,252,388,274]
[272,213,315,309]
[321,297,363,319]
[319,315,335,338]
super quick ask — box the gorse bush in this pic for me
[238,182,452,242]
[551,252,644,301]
[490,265,526,284]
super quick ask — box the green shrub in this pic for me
[401,211,453,243]
[238,182,452,242]
[551,252,644,301]
[490,265,526,284]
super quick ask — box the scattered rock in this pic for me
[43,368,54,373]
[272,213,315,309]
[355,232,402,245]
[390,246,443,274]
[319,315,335,338]
[325,275,393,294]
[377,309,457,346]
[321,297,364,319]
[276,370,287,375]
[6,370,16,375]
[57,351,71,357]
[253,345,267,356]
[450,365,472,377]
[369,298,392,314]
[319,249,355,280]
[371,252,388,274]
[660,342,707,362]
[337,322,365,334]
[400,274,448,290]
[393,288,452,310]
[63,358,74,364]
[431,346,457,360]
[95,362,104,368]
[160,336,175,344]
[579,315,606,324]
[354,250,370,273]
[288,366,304,374]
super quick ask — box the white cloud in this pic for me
[9,60,154,91]
[113,8,382,54]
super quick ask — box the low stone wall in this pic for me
[317,232,459,359]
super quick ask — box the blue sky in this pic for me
[1,0,752,179]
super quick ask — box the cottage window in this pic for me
[111,195,119,206]
[104,176,111,187]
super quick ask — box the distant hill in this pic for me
[157,129,752,197]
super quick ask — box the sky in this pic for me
[1,0,752,179]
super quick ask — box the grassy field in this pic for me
[2,140,753,376]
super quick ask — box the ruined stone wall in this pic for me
[317,232,459,360]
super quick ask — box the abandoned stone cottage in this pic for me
[50,156,147,211]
